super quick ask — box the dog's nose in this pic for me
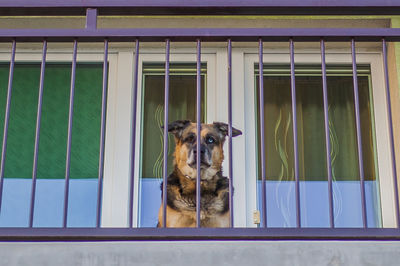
[193,146,206,155]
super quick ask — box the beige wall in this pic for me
[0,16,390,29]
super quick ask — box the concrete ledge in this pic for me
[1,241,399,266]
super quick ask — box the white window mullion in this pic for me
[243,51,259,227]
[102,50,135,227]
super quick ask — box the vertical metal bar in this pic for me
[85,8,97,30]
[162,39,170,228]
[29,40,47,228]
[129,39,140,228]
[351,39,368,228]
[382,38,400,228]
[258,38,267,228]
[320,39,335,228]
[0,40,16,212]
[196,39,202,228]
[63,39,78,228]
[96,39,108,228]
[227,39,234,227]
[289,39,301,228]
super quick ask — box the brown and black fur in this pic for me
[157,120,242,228]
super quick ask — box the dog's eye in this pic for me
[206,136,215,144]
[184,135,195,143]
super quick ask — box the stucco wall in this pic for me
[0,16,390,29]
[0,241,399,266]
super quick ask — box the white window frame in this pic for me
[101,46,233,227]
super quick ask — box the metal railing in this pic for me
[0,2,399,240]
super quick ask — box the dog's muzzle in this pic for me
[187,145,211,169]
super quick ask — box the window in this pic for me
[139,63,206,227]
[0,49,119,228]
[0,61,104,227]
[101,50,217,228]
[255,64,380,227]
[245,48,397,228]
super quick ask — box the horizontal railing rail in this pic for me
[1,28,400,42]
[0,228,400,241]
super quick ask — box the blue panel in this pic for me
[257,180,381,228]
[264,181,296,227]
[0,178,31,227]
[139,178,161,227]
[365,181,381,227]
[0,178,383,228]
[67,179,98,227]
[300,181,330,228]
[33,179,64,227]
[0,178,98,228]
[333,181,363,228]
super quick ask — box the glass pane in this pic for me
[139,63,206,227]
[256,64,381,228]
[0,63,103,227]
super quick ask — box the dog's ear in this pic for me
[213,122,242,138]
[162,120,191,138]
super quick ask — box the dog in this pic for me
[157,120,242,227]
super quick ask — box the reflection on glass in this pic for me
[256,64,381,228]
[139,63,206,227]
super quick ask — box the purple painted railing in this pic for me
[0,40,15,213]
[227,39,234,227]
[196,39,202,228]
[258,39,267,228]
[162,39,170,228]
[289,39,301,228]
[320,39,335,228]
[0,3,399,240]
[29,40,47,228]
[62,39,78,228]
[129,39,140,228]
[96,39,108,228]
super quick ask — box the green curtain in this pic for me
[257,68,378,182]
[141,64,206,179]
[0,63,103,179]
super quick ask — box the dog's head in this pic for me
[166,120,242,181]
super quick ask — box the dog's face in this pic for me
[167,120,242,181]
